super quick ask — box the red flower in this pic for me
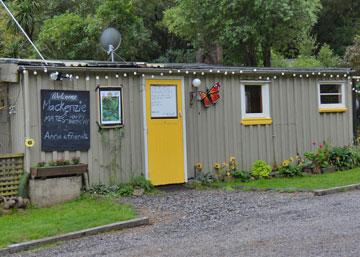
[319,144,323,148]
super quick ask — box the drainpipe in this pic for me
[22,70,31,173]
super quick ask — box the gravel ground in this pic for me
[7,189,360,257]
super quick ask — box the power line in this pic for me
[0,0,48,65]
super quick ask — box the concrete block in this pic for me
[29,176,82,207]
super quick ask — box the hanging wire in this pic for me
[0,0,48,65]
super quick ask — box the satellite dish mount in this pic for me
[100,27,122,62]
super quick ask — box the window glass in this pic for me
[319,84,342,104]
[245,85,262,113]
[320,84,341,94]
[320,95,341,104]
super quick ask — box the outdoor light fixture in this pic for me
[50,72,72,81]
[190,78,201,106]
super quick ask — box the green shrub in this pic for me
[329,146,357,170]
[117,185,134,196]
[251,160,272,178]
[18,172,30,198]
[194,172,215,185]
[130,176,154,192]
[304,143,332,172]
[232,170,251,181]
[278,164,302,177]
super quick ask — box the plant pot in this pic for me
[302,167,314,173]
[30,164,88,179]
[321,166,336,174]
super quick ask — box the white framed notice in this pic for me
[150,85,177,118]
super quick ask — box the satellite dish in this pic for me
[100,27,122,62]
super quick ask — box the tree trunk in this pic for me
[262,44,271,67]
[243,44,257,66]
[196,43,223,64]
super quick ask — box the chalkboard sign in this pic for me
[41,90,90,152]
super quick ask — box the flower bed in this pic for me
[191,143,360,188]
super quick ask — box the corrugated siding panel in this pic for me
[185,75,353,177]
[0,84,10,154]
[24,73,144,185]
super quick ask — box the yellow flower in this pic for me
[195,162,203,171]
[213,163,221,169]
[229,156,236,163]
[25,137,35,148]
[226,172,231,177]
[289,157,294,162]
[282,160,290,167]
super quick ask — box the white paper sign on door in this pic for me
[150,85,177,118]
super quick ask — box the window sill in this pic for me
[240,117,272,126]
[319,107,347,113]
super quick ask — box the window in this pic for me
[318,82,346,112]
[240,82,272,125]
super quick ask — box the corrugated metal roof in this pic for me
[0,58,354,74]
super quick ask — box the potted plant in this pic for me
[30,157,87,179]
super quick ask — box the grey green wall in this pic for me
[3,66,354,184]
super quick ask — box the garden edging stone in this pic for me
[313,183,360,196]
[0,216,149,255]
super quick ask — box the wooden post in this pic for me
[23,70,31,173]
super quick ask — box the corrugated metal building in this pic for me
[0,59,356,185]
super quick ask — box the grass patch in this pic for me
[0,195,135,248]
[212,168,360,191]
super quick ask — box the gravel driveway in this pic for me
[8,188,360,257]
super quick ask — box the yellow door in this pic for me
[146,79,185,185]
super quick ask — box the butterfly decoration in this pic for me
[198,82,221,108]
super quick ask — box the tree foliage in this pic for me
[0,0,356,68]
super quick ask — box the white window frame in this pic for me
[240,81,271,119]
[317,81,346,110]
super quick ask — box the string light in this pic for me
[281,72,285,76]
[86,76,90,81]
[96,76,99,80]
[217,70,220,73]
[44,68,48,73]
[177,70,181,73]
[209,69,213,73]
[193,71,196,75]
[253,69,257,72]
[75,75,79,80]
[115,74,119,78]
[33,71,37,75]
[201,72,205,75]
[224,71,228,75]
[105,75,108,80]
[169,70,172,74]
[185,71,189,74]
[240,70,243,73]
[232,71,235,75]
[142,74,145,77]
[160,72,164,76]
[133,72,137,75]
[299,74,303,78]
[123,73,127,77]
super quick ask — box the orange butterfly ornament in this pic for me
[198,82,221,108]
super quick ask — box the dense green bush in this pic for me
[251,160,272,178]
[87,176,154,197]
[329,146,360,170]
[278,164,303,177]
[232,170,251,182]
